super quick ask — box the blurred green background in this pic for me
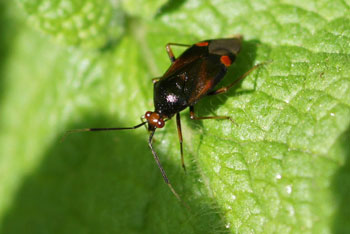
[0,0,350,233]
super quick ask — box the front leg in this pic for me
[176,113,186,172]
[152,77,161,84]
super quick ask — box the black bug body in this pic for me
[153,38,241,118]
[64,36,264,202]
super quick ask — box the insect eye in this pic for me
[145,111,152,119]
[157,120,165,128]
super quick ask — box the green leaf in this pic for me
[19,0,124,48]
[1,0,350,233]
[121,0,168,18]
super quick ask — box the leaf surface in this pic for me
[0,0,350,233]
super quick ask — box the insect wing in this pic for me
[186,55,228,104]
[161,45,207,79]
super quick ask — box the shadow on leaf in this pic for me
[332,126,350,233]
[0,1,18,106]
[155,0,187,18]
[0,115,228,234]
[186,39,266,129]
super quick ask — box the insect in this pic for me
[63,36,264,201]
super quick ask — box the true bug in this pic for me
[63,36,264,201]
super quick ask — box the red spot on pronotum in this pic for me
[196,41,209,47]
[220,55,232,67]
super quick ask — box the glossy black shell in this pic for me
[154,38,241,118]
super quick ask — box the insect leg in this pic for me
[189,106,234,123]
[140,116,149,131]
[166,43,191,63]
[208,62,268,96]
[176,113,186,172]
[148,131,182,202]
[152,77,161,84]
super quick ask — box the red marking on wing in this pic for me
[220,55,232,67]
